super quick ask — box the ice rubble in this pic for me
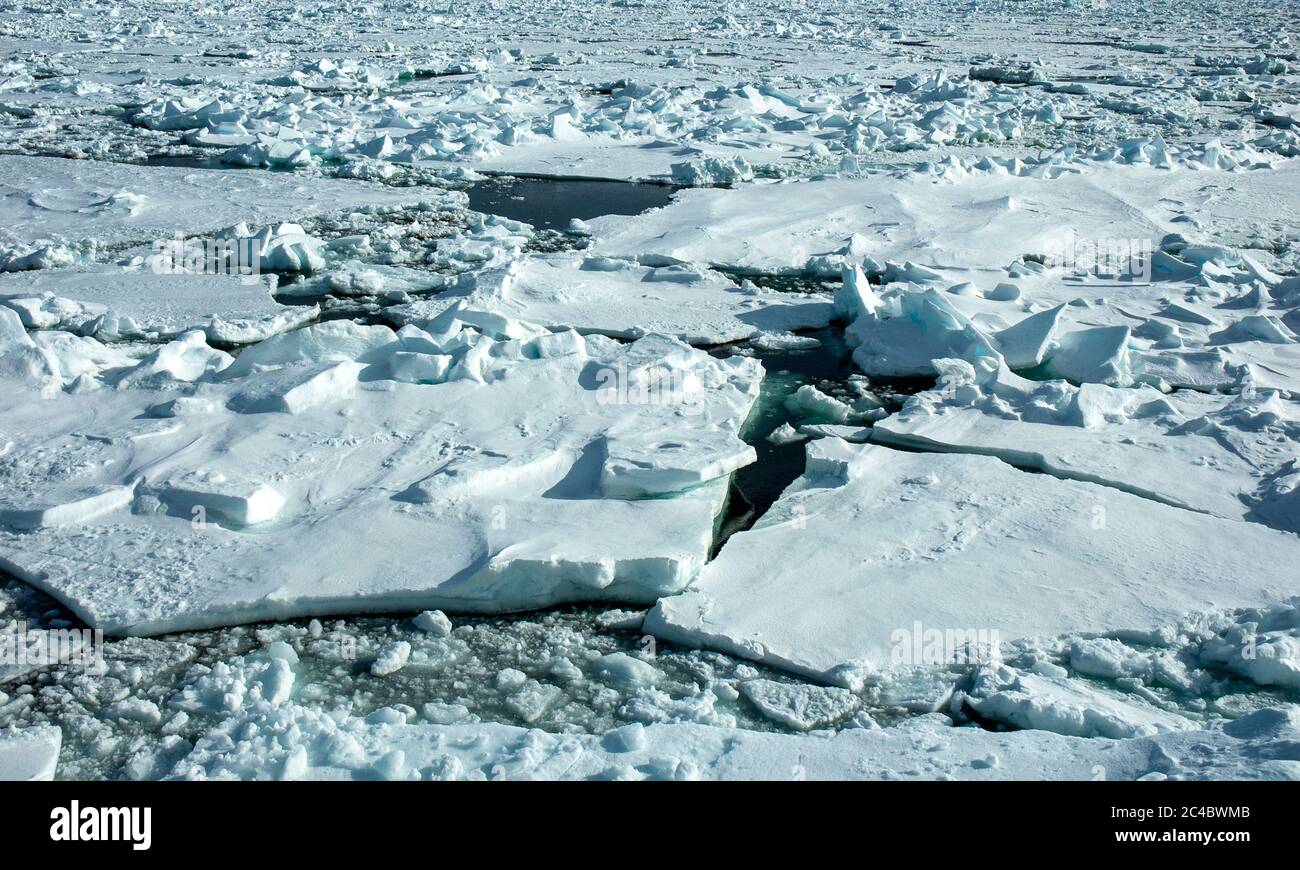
[99,25,1297,188]
[119,623,1300,780]
[10,568,1300,780]
[8,555,1293,781]
[167,705,1300,780]
[0,313,762,634]
[965,667,1193,739]
[646,442,1300,687]
[122,66,1078,184]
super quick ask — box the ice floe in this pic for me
[0,268,314,345]
[0,316,761,634]
[387,254,835,346]
[646,442,1300,686]
[872,357,1300,530]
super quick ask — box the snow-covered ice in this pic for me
[646,442,1300,685]
[0,268,314,345]
[872,358,1300,530]
[2,0,1300,781]
[1,320,761,633]
[387,255,834,346]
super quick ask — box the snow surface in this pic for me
[387,255,835,346]
[0,268,314,345]
[2,0,1300,780]
[872,357,1300,530]
[0,155,439,251]
[646,442,1300,685]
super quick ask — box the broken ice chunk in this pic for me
[371,641,412,677]
[413,610,453,636]
[506,681,565,723]
[253,224,326,273]
[766,422,807,446]
[670,155,753,187]
[593,652,659,690]
[966,666,1192,739]
[114,330,232,387]
[1042,325,1132,386]
[227,361,365,414]
[218,320,397,379]
[845,287,1003,377]
[601,426,756,498]
[0,726,61,781]
[738,679,860,731]
[401,448,578,502]
[993,304,1064,369]
[151,471,286,527]
[1199,612,1300,692]
[387,352,453,384]
[784,384,852,424]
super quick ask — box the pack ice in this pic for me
[3,0,1300,781]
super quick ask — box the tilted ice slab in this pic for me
[0,315,761,634]
[386,255,835,346]
[835,275,1296,387]
[646,442,1300,687]
[0,268,314,345]
[838,279,1006,378]
[833,243,1300,392]
[871,357,1300,530]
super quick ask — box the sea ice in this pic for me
[872,357,1300,530]
[0,726,61,781]
[646,442,1300,685]
[0,316,762,634]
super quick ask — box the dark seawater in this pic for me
[466,177,677,230]
[711,328,931,555]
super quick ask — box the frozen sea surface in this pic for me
[2,0,1300,779]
